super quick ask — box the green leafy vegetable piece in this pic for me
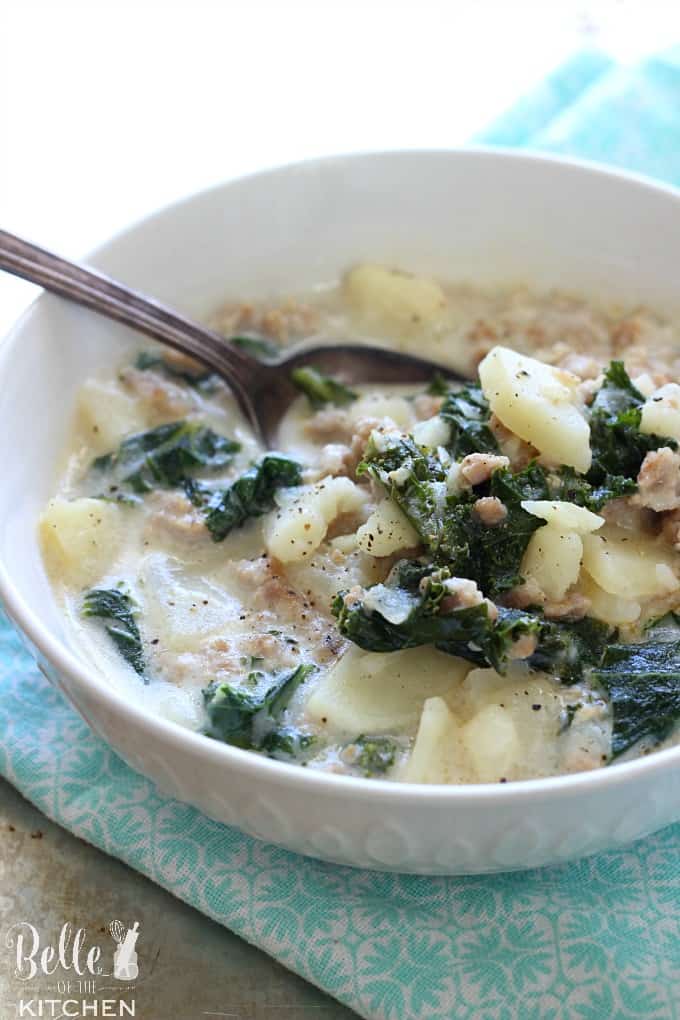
[358,433,448,550]
[333,559,615,682]
[134,350,215,389]
[82,588,145,677]
[425,373,450,397]
[551,465,636,511]
[92,420,240,494]
[332,566,541,673]
[587,361,675,486]
[348,735,397,775]
[290,366,358,409]
[203,673,266,747]
[229,334,280,360]
[592,639,680,758]
[439,464,550,597]
[439,383,499,458]
[360,433,549,597]
[185,453,302,541]
[259,727,317,759]
[528,616,613,682]
[203,664,316,750]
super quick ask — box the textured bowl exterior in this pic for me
[2,149,680,874]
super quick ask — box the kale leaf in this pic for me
[332,566,542,673]
[439,464,550,597]
[592,638,680,757]
[346,736,398,775]
[587,361,675,486]
[259,727,317,759]
[229,334,280,360]
[82,588,145,677]
[134,350,216,389]
[203,663,316,753]
[439,383,499,458]
[290,366,358,409]
[333,558,616,682]
[357,433,448,551]
[185,453,302,541]
[92,420,240,495]
[528,615,613,682]
[551,465,636,511]
[426,373,450,397]
[359,433,548,597]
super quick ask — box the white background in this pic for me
[2,0,680,331]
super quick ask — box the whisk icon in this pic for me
[109,919,140,981]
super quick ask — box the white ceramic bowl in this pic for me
[2,149,680,875]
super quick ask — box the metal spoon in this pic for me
[0,229,463,443]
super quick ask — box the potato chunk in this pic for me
[356,498,419,557]
[348,393,416,431]
[521,500,604,534]
[478,346,591,473]
[306,646,470,734]
[412,415,451,449]
[578,574,641,626]
[39,498,124,588]
[581,525,680,599]
[76,380,146,455]
[461,668,565,779]
[344,264,448,336]
[284,544,385,609]
[640,383,680,442]
[521,524,583,602]
[462,705,521,782]
[401,697,465,784]
[265,476,366,564]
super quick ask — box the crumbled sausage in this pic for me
[231,557,345,663]
[438,577,498,620]
[307,416,395,476]
[162,349,207,376]
[303,408,353,441]
[488,415,535,469]
[502,578,546,609]
[210,297,319,344]
[120,367,194,419]
[318,443,353,477]
[146,491,207,539]
[543,592,591,620]
[507,632,538,660]
[413,393,444,420]
[459,452,510,486]
[473,496,508,526]
[438,577,484,612]
[342,585,365,610]
[576,375,604,406]
[633,447,680,512]
[347,417,387,471]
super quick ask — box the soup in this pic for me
[39,264,680,783]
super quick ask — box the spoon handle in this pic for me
[0,229,262,434]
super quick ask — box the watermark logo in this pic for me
[5,920,140,1016]
[109,921,140,982]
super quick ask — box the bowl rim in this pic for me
[3,144,680,806]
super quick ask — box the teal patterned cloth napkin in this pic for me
[3,49,680,1020]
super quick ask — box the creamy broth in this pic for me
[40,265,680,783]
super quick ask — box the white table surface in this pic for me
[2,2,679,1017]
